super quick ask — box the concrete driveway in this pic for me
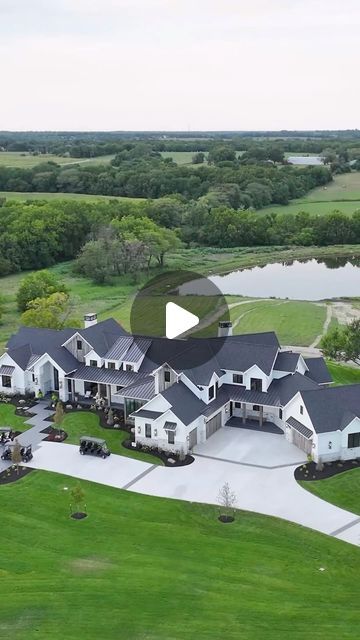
[193,426,307,467]
[26,440,360,547]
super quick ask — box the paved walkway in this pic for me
[0,400,53,473]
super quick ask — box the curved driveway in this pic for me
[27,432,360,548]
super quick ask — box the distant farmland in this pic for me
[0,191,144,202]
[0,152,115,168]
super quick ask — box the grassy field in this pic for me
[194,299,326,345]
[258,173,360,216]
[0,470,359,639]
[0,403,31,433]
[326,361,360,385]
[300,468,360,516]
[0,191,141,202]
[161,150,209,164]
[60,412,163,465]
[0,151,115,168]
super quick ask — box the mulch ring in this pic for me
[295,458,360,482]
[0,465,34,485]
[122,438,194,467]
[71,512,88,520]
[218,515,235,524]
[40,426,68,442]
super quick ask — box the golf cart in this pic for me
[79,436,110,459]
[0,427,14,445]
[1,443,33,463]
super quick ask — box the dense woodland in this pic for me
[1,132,360,282]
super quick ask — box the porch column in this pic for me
[259,406,263,427]
[242,403,247,424]
[107,384,111,407]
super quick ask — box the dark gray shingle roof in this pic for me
[274,352,300,373]
[304,357,332,384]
[161,382,206,426]
[301,385,360,433]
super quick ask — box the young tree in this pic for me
[70,484,86,515]
[11,439,22,475]
[217,482,237,521]
[17,270,68,312]
[53,400,64,437]
[107,408,114,426]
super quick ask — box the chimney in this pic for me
[84,313,97,328]
[218,321,233,337]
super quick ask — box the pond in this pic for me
[179,257,360,301]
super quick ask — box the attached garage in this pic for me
[287,416,313,454]
[188,427,198,449]
[206,411,222,439]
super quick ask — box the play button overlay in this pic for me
[166,302,199,339]
[129,269,230,369]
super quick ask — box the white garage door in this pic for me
[206,412,222,439]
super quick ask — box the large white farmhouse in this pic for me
[1,313,359,464]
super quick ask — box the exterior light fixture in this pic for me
[328,441,332,449]
[154,429,157,436]
[137,426,141,434]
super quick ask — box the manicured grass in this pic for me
[0,191,141,202]
[300,468,360,516]
[0,402,31,433]
[258,200,360,216]
[61,411,163,465]
[326,361,360,386]
[0,152,115,168]
[195,300,326,346]
[0,470,359,639]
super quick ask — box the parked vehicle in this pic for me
[1,443,33,462]
[0,427,14,445]
[79,436,110,459]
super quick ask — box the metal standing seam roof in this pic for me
[120,377,156,400]
[104,336,134,361]
[132,409,164,420]
[286,416,313,439]
[65,365,145,387]
[164,421,177,431]
[124,338,152,363]
[0,365,15,376]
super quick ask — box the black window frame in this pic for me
[232,374,243,384]
[208,385,215,400]
[107,362,116,370]
[253,405,260,412]
[300,405,304,415]
[168,430,175,445]
[1,375,11,388]
[145,423,152,438]
[348,432,360,448]
[235,402,241,409]
[89,360,97,368]
[164,370,171,383]
[279,408,283,419]
[76,339,83,350]
[126,364,133,372]
[250,378,262,392]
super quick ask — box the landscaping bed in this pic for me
[0,465,34,485]
[122,438,194,467]
[40,425,68,442]
[295,458,360,481]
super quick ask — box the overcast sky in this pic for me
[0,0,359,131]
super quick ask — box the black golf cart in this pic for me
[1,443,33,462]
[0,427,14,445]
[79,436,110,459]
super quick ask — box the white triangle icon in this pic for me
[166,302,199,339]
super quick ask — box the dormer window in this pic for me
[164,370,171,383]
[108,362,116,370]
[208,385,215,401]
[126,364,133,372]
[90,360,97,368]
[77,339,83,350]
[233,374,243,384]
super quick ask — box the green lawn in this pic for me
[258,173,360,217]
[0,152,115,168]
[326,361,360,386]
[195,299,326,346]
[0,470,359,639]
[300,468,360,516]
[0,402,31,433]
[60,412,163,465]
[161,150,209,165]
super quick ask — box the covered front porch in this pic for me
[225,416,283,435]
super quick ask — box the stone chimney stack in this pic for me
[84,313,97,328]
[218,321,233,337]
